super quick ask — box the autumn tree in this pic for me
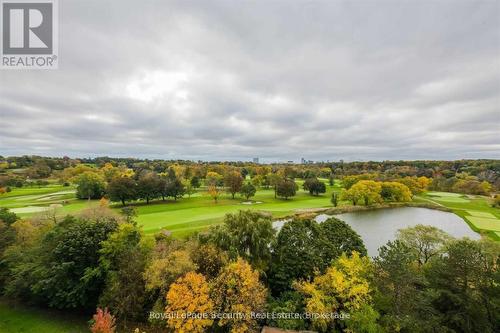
[207,184,221,203]
[90,307,116,333]
[165,272,214,333]
[294,252,377,333]
[269,217,367,294]
[341,180,382,206]
[144,247,197,313]
[224,171,244,199]
[190,243,229,280]
[211,258,267,333]
[206,171,223,187]
[380,181,412,202]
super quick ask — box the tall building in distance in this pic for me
[253,157,259,164]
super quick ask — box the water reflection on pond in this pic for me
[273,207,480,257]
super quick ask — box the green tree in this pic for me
[224,170,244,199]
[397,224,452,266]
[303,178,326,196]
[320,217,367,263]
[331,192,339,207]
[0,207,18,225]
[269,218,326,294]
[106,176,137,206]
[165,177,185,201]
[240,182,256,200]
[373,241,439,332]
[75,171,106,200]
[190,176,201,188]
[202,210,275,270]
[95,223,152,323]
[270,217,367,294]
[266,173,281,198]
[276,179,297,200]
[4,215,119,310]
[426,239,500,333]
[137,172,160,204]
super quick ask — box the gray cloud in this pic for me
[1,0,499,162]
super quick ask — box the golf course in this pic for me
[1,178,498,239]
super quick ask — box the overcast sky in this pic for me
[1,0,499,162]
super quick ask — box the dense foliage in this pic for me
[0,205,499,332]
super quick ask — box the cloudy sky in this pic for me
[1,0,499,162]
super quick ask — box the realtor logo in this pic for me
[1,0,58,69]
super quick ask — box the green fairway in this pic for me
[0,300,88,333]
[136,187,335,236]
[4,184,498,240]
[0,181,341,237]
[466,210,496,218]
[419,191,500,239]
[0,185,76,211]
[466,216,500,232]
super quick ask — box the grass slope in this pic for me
[419,191,500,240]
[0,300,88,333]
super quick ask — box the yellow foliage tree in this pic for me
[417,176,431,191]
[381,181,412,202]
[341,180,382,206]
[211,258,267,333]
[294,252,372,332]
[165,272,214,333]
[207,184,220,203]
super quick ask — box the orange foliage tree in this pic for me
[165,271,214,333]
[90,307,116,333]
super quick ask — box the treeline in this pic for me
[1,156,499,191]
[0,207,498,333]
[66,164,305,205]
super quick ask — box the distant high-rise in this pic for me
[253,157,259,164]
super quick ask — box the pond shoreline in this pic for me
[275,201,452,221]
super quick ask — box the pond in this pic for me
[274,207,480,257]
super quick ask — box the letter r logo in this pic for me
[2,1,53,54]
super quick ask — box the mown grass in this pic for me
[135,186,337,236]
[419,191,500,240]
[0,300,88,333]
[0,180,342,237]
